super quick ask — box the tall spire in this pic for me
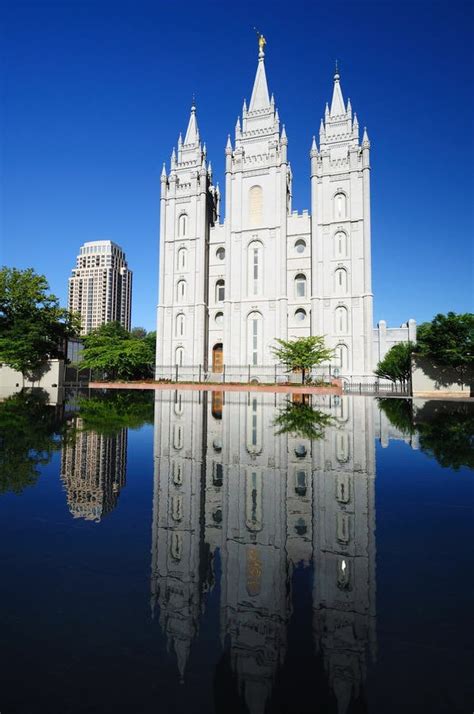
[249,32,270,111]
[184,100,199,145]
[330,61,346,117]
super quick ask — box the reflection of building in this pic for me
[151,391,420,713]
[68,239,132,335]
[60,419,127,522]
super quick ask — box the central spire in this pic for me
[330,61,345,117]
[249,32,270,112]
[184,100,199,145]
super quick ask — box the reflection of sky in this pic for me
[0,394,472,714]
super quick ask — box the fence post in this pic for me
[274,363,277,384]
[248,364,250,383]
[199,364,201,383]
[223,365,226,383]
[175,364,178,382]
[359,382,362,394]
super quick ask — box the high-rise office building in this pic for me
[68,240,132,334]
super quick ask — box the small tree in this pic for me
[80,322,155,381]
[0,267,80,381]
[273,399,334,439]
[130,326,147,340]
[271,336,334,384]
[374,342,414,386]
[416,312,474,386]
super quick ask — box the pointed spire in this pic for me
[319,118,325,138]
[184,101,199,145]
[280,124,288,145]
[270,92,275,107]
[310,135,318,155]
[362,127,370,147]
[178,132,182,147]
[171,147,176,168]
[208,160,212,175]
[225,134,232,154]
[346,98,352,115]
[202,142,207,156]
[325,102,330,120]
[235,116,241,135]
[242,98,247,115]
[275,108,280,124]
[249,44,270,111]
[330,62,346,117]
[161,162,167,179]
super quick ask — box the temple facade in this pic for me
[156,40,415,377]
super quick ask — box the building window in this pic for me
[175,347,184,367]
[335,306,348,334]
[213,462,223,488]
[334,192,347,219]
[177,280,186,303]
[173,424,184,450]
[294,444,307,458]
[335,268,347,295]
[176,313,185,337]
[171,495,183,522]
[336,343,349,371]
[247,241,262,296]
[335,231,347,258]
[215,280,225,302]
[295,470,307,496]
[295,308,307,322]
[295,273,307,298]
[215,311,223,325]
[249,185,263,227]
[246,471,263,532]
[216,247,225,261]
[247,311,262,366]
[178,213,187,237]
[336,431,350,462]
[177,247,187,270]
[295,239,306,253]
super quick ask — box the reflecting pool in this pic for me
[0,388,472,714]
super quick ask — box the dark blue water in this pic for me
[0,388,472,714]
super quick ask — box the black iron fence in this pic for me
[342,377,410,395]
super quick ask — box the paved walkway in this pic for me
[88,380,343,395]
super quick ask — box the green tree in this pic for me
[271,336,334,384]
[374,342,414,386]
[416,312,474,386]
[273,398,334,440]
[76,390,155,435]
[130,326,147,340]
[377,398,415,435]
[80,322,155,380]
[0,267,80,380]
[415,403,474,470]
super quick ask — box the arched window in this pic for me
[246,396,262,453]
[178,213,187,237]
[175,347,184,367]
[336,431,350,462]
[295,518,307,536]
[295,470,307,496]
[177,247,187,270]
[247,311,263,366]
[213,462,223,488]
[335,268,348,295]
[215,279,225,302]
[295,308,307,322]
[295,273,307,298]
[334,192,347,219]
[335,306,348,334]
[249,185,263,227]
[172,462,183,486]
[337,511,350,543]
[248,241,263,296]
[171,495,183,522]
[215,311,223,325]
[336,474,350,504]
[170,532,182,561]
[295,239,306,254]
[216,247,225,261]
[175,313,185,337]
[176,280,186,303]
[334,231,348,258]
[335,343,349,371]
[174,392,184,416]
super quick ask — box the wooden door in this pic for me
[212,344,223,373]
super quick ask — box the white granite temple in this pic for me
[156,39,415,377]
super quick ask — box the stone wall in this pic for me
[411,355,472,398]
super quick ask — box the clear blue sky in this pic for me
[1,0,473,331]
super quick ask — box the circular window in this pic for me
[216,247,225,261]
[215,311,224,324]
[295,308,307,321]
[295,239,306,253]
[294,444,307,458]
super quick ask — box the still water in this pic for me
[0,388,472,714]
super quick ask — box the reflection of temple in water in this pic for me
[60,418,127,522]
[151,392,406,713]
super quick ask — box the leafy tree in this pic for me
[130,326,147,340]
[79,322,154,380]
[374,342,414,386]
[271,336,334,384]
[377,398,415,435]
[0,267,80,380]
[416,312,474,385]
[0,389,71,494]
[273,398,334,440]
[415,403,474,470]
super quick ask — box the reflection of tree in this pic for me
[273,399,333,440]
[379,398,474,471]
[415,402,474,471]
[76,389,154,435]
[377,398,414,435]
[0,389,69,494]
